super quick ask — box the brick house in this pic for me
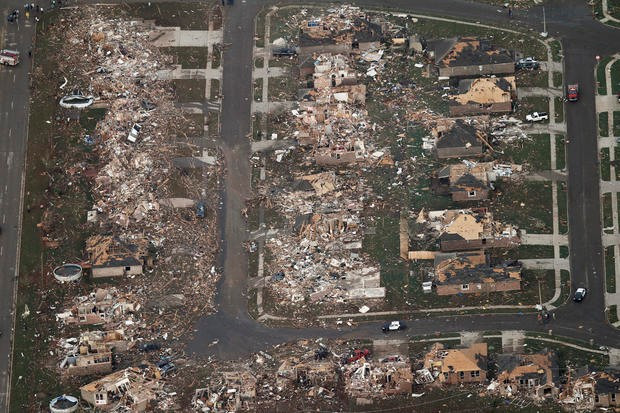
[436,162,493,202]
[566,372,620,410]
[298,17,383,57]
[495,350,559,400]
[86,235,149,278]
[435,37,515,78]
[433,250,521,295]
[435,119,484,159]
[423,342,488,385]
[449,77,515,116]
[426,208,520,252]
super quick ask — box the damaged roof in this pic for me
[434,250,521,285]
[436,119,480,149]
[86,235,148,268]
[425,342,488,373]
[496,350,559,387]
[437,37,514,68]
[453,77,515,105]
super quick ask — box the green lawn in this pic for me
[499,134,550,171]
[254,78,263,101]
[160,47,209,69]
[553,71,563,88]
[609,304,619,324]
[556,135,566,170]
[492,181,553,234]
[597,55,614,95]
[518,245,554,259]
[554,97,564,123]
[516,96,549,120]
[173,79,205,102]
[267,74,298,101]
[601,147,611,181]
[550,40,562,62]
[603,193,613,231]
[557,181,568,234]
[611,59,620,94]
[600,112,609,137]
[614,111,620,137]
[606,246,616,293]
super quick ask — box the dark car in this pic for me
[573,287,587,302]
[272,47,297,58]
[516,57,540,70]
[139,342,161,352]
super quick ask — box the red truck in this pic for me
[567,84,579,102]
[0,49,20,66]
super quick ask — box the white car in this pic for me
[382,320,406,333]
[573,287,587,302]
[127,123,142,143]
[526,112,549,122]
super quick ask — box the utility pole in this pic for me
[541,7,548,37]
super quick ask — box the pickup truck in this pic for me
[0,49,20,66]
[526,112,549,122]
[567,84,579,102]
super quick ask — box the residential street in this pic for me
[0,3,34,408]
[0,0,618,407]
[188,0,620,359]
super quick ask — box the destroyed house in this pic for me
[80,367,161,411]
[435,119,484,159]
[437,162,492,202]
[566,372,620,410]
[60,351,113,376]
[423,342,488,385]
[436,37,515,78]
[62,288,137,326]
[433,250,521,295]
[495,350,559,400]
[86,235,148,278]
[428,208,520,252]
[299,17,383,57]
[450,77,515,116]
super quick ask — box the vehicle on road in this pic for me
[516,57,540,70]
[567,84,579,102]
[573,287,587,302]
[526,111,549,122]
[0,50,20,66]
[382,320,406,333]
[272,47,297,57]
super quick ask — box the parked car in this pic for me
[567,84,579,102]
[516,57,540,70]
[526,111,549,122]
[573,287,587,302]
[272,47,297,57]
[138,342,161,352]
[382,320,406,333]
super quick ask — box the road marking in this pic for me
[6,152,13,167]
[12,73,15,83]
[2,215,5,224]
[11,101,14,110]
[1,247,3,257]
[8,129,11,137]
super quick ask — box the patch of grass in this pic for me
[608,304,619,324]
[255,57,264,68]
[601,147,611,181]
[612,60,620,95]
[560,246,569,258]
[173,79,205,102]
[606,246,617,293]
[554,97,564,123]
[603,193,613,232]
[523,338,609,374]
[518,245,554,259]
[599,112,609,137]
[79,107,107,134]
[553,71,563,88]
[207,111,219,139]
[492,180,553,234]
[122,2,212,29]
[160,47,209,69]
[597,55,614,95]
[555,134,566,170]
[210,79,220,100]
[410,18,546,60]
[560,270,571,303]
[557,181,568,234]
[516,96,549,120]
[267,74,297,102]
[615,147,620,180]
[500,134,550,171]
[254,78,263,101]
[518,69,548,88]
[614,111,620,137]
[211,44,221,69]
[549,40,562,62]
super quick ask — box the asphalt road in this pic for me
[0,3,34,410]
[187,0,620,360]
[0,2,618,410]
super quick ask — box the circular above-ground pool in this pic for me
[52,264,83,283]
[49,395,79,413]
